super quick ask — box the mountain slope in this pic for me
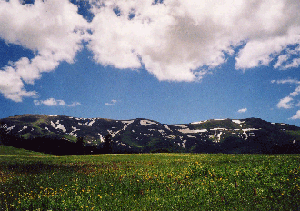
[1,115,300,154]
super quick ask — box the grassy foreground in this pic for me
[0,146,299,210]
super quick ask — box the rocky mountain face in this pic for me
[1,114,300,154]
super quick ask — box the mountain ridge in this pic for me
[1,114,300,154]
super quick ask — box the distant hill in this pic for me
[1,114,300,154]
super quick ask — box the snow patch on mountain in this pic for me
[122,120,135,125]
[175,125,188,128]
[158,129,166,135]
[232,120,245,125]
[211,128,227,132]
[98,133,105,143]
[166,135,176,139]
[164,125,172,131]
[69,126,80,136]
[182,140,187,148]
[140,120,157,126]
[191,120,207,124]
[51,120,66,132]
[18,126,27,133]
[55,124,66,133]
[87,119,96,126]
[216,132,223,142]
[108,125,126,137]
[107,130,115,137]
[6,125,15,131]
[242,128,259,139]
[178,128,208,134]
[242,128,259,132]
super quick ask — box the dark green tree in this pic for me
[103,134,112,154]
[75,137,85,154]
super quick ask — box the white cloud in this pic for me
[105,99,117,106]
[34,98,65,106]
[271,79,300,85]
[284,58,300,69]
[274,79,300,109]
[274,55,288,69]
[274,46,300,69]
[1,0,300,102]
[237,108,247,113]
[88,0,300,80]
[34,98,80,106]
[0,0,87,102]
[68,102,82,107]
[289,110,300,120]
[87,0,235,81]
[0,66,36,102]
[290,86,300,97]
[277,96,294,109]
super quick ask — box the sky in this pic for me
[0,0,300,126]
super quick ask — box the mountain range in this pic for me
[1,114,300,154]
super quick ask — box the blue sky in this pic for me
[0,0,300,126]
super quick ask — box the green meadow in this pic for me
[0,146,299,210]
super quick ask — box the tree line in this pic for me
[0,128,117,155]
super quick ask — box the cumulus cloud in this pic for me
[0,0,87,102]
[273,79,300,109]
[237,108,247,113]
[87,0,300,80]
[1,0,300,102]
[34,98,81,106]
[87,0,234,82]
[0,66,36,102]
[290,110,300,120]
[274,46,300,69]
[277,96,294,109]
[105,99,117,106]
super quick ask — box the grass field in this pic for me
[0,146,299,210]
